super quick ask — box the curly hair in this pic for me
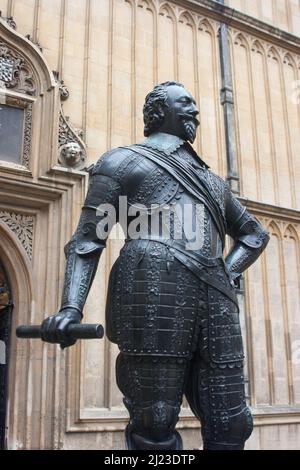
[143,81,184,137]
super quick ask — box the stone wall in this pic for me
[228,0,300,35]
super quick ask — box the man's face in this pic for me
[159,85,200,143]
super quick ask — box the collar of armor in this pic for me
[141,132,185,155]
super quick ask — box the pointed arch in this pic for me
[267,45,281,62]
[266,220,283,238]
[283,52,297,69]
[158,2,176,21]
[251,39,265,55]
[197,17,215,36]
[0,220,34,448]
[283,224,299,241]
[0,17,61,173]
[0,17,55,95]
[137,0,156,13]
[157,2,177,83]
[233,32,249,49]
[178,10,197,29]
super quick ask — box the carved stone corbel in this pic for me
[54,73,87,171]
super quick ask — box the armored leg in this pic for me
[116,353,188,450]
[185,354,253,450]
[185,287,253,450]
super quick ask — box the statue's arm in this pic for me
[60,173,121,312]
[224,189,270,284]
[41,163,122,347]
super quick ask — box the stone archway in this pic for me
[0,258,12,449]
[0,222,33,449]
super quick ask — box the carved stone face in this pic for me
[159,85,200,143]
[60,142,82,168]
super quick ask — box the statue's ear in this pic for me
[157,102,165,115]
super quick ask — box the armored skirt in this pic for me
[105,239,244,366]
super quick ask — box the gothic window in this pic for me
[0,41,35,169]
[0,103,24,164]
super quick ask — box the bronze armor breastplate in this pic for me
[124,150,223,259]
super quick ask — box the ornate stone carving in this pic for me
[0,55,13,83]
[0,211,34,260]
[22,103,33,169]
[0,42,36,96]
[58,110,87,171]
[59,81,70,102]
[25,34,43,53]
[52,72,87,170]
[52,71,70,102]
[5,17,17,30]
[0,12,17,30]
[59,142,85,170]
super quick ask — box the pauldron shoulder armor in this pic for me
[92,147,142,180]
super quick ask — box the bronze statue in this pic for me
[40,81,269,450]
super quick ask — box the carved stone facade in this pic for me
[51,72,87,170]
[0,14,88,452]
[0,34,35,170]
[0,42,36,95]
[58,110,87,170]
[0,211,34,260]
[0,0,299,451]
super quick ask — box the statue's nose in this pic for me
[190,103,199,116]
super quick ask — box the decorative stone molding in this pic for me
[52,71,70,101]
[6,17,16,30]
[22,102,33,169]
[52,71,87,170]
[59,81,70,102]
[0,12,17,30]
[0,211,34,260]
[0,41,36,96]
[58,111,87,170]
[25,34,43,53]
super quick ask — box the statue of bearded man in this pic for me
[41,81,269,450]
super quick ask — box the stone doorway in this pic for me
[0,260,12,450]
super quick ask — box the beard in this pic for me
[178,114,199,143]
[182,119,197,143]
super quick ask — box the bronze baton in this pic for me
[16,323,104,341]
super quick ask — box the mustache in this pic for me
[178,113,200,127]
